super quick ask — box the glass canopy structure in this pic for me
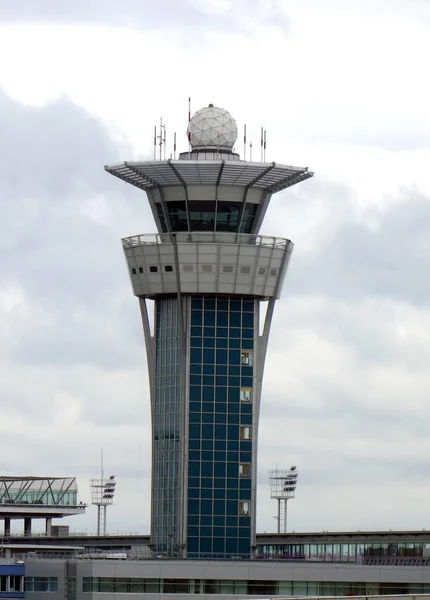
[106,104,313,559]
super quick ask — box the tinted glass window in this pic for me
[216,201,241,231]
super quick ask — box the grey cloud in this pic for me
[0,90,151,370]
[273,178,430,308]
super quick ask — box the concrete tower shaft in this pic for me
[105,105,313,559]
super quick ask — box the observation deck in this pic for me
[123,232,293,299]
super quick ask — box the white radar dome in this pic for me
[187,104,238,151]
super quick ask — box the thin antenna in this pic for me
[264,130,267,162]
[250,141,253,162]
[174,132,177,160]
[244,124,247,161]
[188,97,191,153]
[153,126,157,160]
[163,123,167,160]
[260,127,264,162]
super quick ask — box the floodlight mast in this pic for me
[90,454,116,535]
[268,466,298,534]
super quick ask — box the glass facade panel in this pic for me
[152,298,181,554]
[164,200,259,233]
[187,296,255,558]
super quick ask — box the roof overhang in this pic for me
[105,159,313,194]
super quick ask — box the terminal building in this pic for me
[5,105,425,598]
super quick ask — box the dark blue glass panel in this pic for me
[190,348,202,363]
[243,300,254,311]
[192,298,203,309]
[240,414,252,425]
[241,376,253,387]
[216,327,228,338]
[188,463,200,477]
[201,488,212,499]
[201,526,212,537]
[230,300,242,311]
[191,310,203,325]
[191,336,202,347]
[214,488,226,498]
[239,489,251,500]
[203,349,215,363]
[227,451,239,461]
[202,440,212,450]
[187,526,199,536]
[188,477,200,488]
[217,337,228,348]
[241,339,254,350]
[203,364,215,375]
[201,477,213,488]
[204,337,215,348]
[242,328,254,339]
[226,517,237,526]
[189,389,201,402]
[214,451,227,462]
[216,376,228,386]
[190,375,201,386]
[215,424,226,438]
[229,413,239,424]
[238,539,250,554]
[239,451,252,462]
[229,338,241,348]
[227,489,239,499]
[204,311,216,326]
[241,366,253,377]
[213,516,225,525]
[201,500,212,514]
[227,463,237,476]
[202,413,213,423]
[188,488,199,499]
[214,463,226,477]
[226,527,238,537]
[189,401,201,412]
[242,313,254,327]
[187,537,199,553]
[189,413,200,423]
[228,366,240,376]
[202,388,214,401]
[227,438,240,452]
[227,500,237,515]
[189,424,201,439]
[190,364,202,375]
[216,299,228,311]
[214,387,227,401]
[215,402,227,413]
[229,350,240,363]
[201,515,212,526]
[188,449,200,459]
[203,375,214,386]
[191,326,202,337]
[216,365,228,376]
[215,349,228,363]
[213,527,225,539]
[214,478,226,489]
[215,412,226,423]
[200,538,212,553]
[226,538,238,554]
[188,515,199,525]
[188,499,199,514]
[204,326,216,337]
[202,402,214,413]
[230,312,241,327]
[228,376,240,387]
[205,298,216,310]
[201,462,213,476]
[239,526,250,537]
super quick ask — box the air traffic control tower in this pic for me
[105,105,312,559]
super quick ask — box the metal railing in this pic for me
[122,232,289,250]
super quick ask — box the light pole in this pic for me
[90,453,117,536]
[268,466,298,534]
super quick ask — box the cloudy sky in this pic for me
[1,0,430,536]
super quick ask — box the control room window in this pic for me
[239,463,251,477]
[240,388,253,403]
[241,351,253,366]
[240,426,251,440]
[239,501,250,515]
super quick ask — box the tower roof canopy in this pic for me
[105,159,312,194]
